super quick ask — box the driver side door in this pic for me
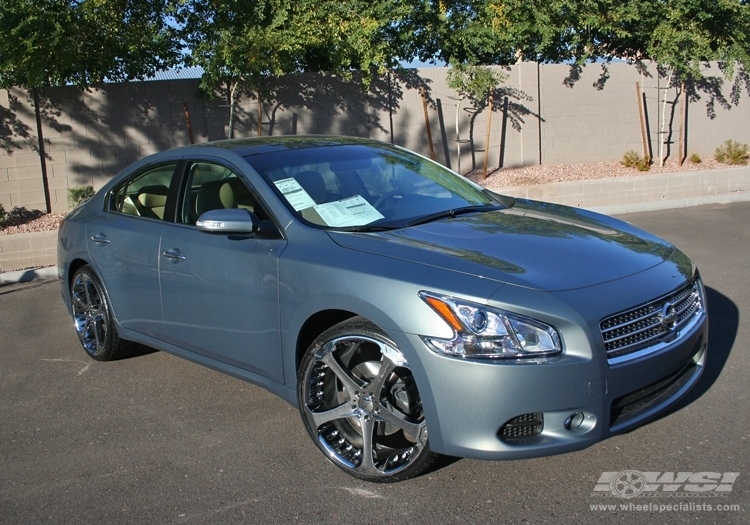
[158,160,288,382]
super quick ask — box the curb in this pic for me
[590,190,750,215]
[0,266,58,285]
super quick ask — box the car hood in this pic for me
[328,200,679,291]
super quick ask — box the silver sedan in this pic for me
[57,136,708,482]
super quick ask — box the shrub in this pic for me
[688,153,702,164]
[67,185,95,208]
[714,140,749,166]
[621,151,650,171]
[0,201,6,228]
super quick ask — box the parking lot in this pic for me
[1,202,748,524]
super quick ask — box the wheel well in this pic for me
[67,259,90,288]
[296,310,357,370]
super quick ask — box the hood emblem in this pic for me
[659,302,678,332]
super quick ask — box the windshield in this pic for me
[245,143,498,229]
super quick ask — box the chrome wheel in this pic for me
[299,318,436,482]
[70,266,129,361]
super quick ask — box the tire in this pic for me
[69,265,131,361]
[298,317,438,482]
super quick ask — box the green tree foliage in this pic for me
[406,1,749,88]
[178,0,410,87]
[0,0,179,89]
[177,0,413,137]
[446,62,506,173]
[447,62,506,104]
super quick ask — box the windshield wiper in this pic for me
[406,205,504,227]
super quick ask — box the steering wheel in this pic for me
[373,190,405,209]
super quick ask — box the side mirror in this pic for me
[196,209,256,234]
[196,209,275,236]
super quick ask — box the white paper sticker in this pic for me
[274,178,317,211]
[314,195,384,227]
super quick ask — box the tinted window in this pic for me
[108,163,178,220]
[179,161,261,226]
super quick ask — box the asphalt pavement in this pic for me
[0,202,748,524]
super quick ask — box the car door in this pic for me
[86,161,181,337]
[158,160,287,382]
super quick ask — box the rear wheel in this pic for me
[298,317,437,482]
[70,265,131,361]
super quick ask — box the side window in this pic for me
[180,162,261,226]
[109,163,178,220]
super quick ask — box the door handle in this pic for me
[162,248,186,261]
[90,233,110,245]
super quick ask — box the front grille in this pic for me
[601,281,703,363]
[498,412,543,443]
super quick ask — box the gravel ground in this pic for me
[0,156,736,236]
[0,211,65,236]
[466,156,729,189]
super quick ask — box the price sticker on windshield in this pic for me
[274,178,317,211]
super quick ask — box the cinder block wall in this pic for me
[1,62,748,213]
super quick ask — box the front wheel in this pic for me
[298,317,437,482]
[70,265,131,361]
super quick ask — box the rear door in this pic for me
[86,161,181,337]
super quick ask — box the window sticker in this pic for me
[314,195,385,227]
[274,178,317,211]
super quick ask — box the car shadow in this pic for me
[678,286,738,404]
[117,342,160,360]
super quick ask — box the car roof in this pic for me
[192,135,379,157]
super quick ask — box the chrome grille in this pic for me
[601,281,703,362]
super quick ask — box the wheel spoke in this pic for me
[376,407,423,440]
[92,316,103,350]
[82,318,92,336]
[307,403,358,428]
[357,416,377,472]
[83,279,93,308]
[320,348,364,398]
[71,292,88,311]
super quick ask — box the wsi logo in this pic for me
[593,471,740,499]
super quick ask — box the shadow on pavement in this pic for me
[679,286,737,404]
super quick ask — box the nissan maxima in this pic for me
[57,136,708,482]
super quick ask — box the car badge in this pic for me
[659,302,678,332]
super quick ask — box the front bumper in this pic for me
[396,300,708,461]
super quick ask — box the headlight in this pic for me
[419,292,562,359]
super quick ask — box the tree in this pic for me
[400,0,749,89]
[447,62,506,173]
[178,0,414,138]
[0,0,179,89]
[0,0,179,213]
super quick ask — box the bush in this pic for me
[714,140,749,166]
[67,185,95,208]
[688,153,702,164]
[621,151,650,171]
[0,201,6,228]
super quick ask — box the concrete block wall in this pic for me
[540,63,644,164]
[1,62,749,214]
[0,230,57,271]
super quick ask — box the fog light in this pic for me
[564,412,585,431]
